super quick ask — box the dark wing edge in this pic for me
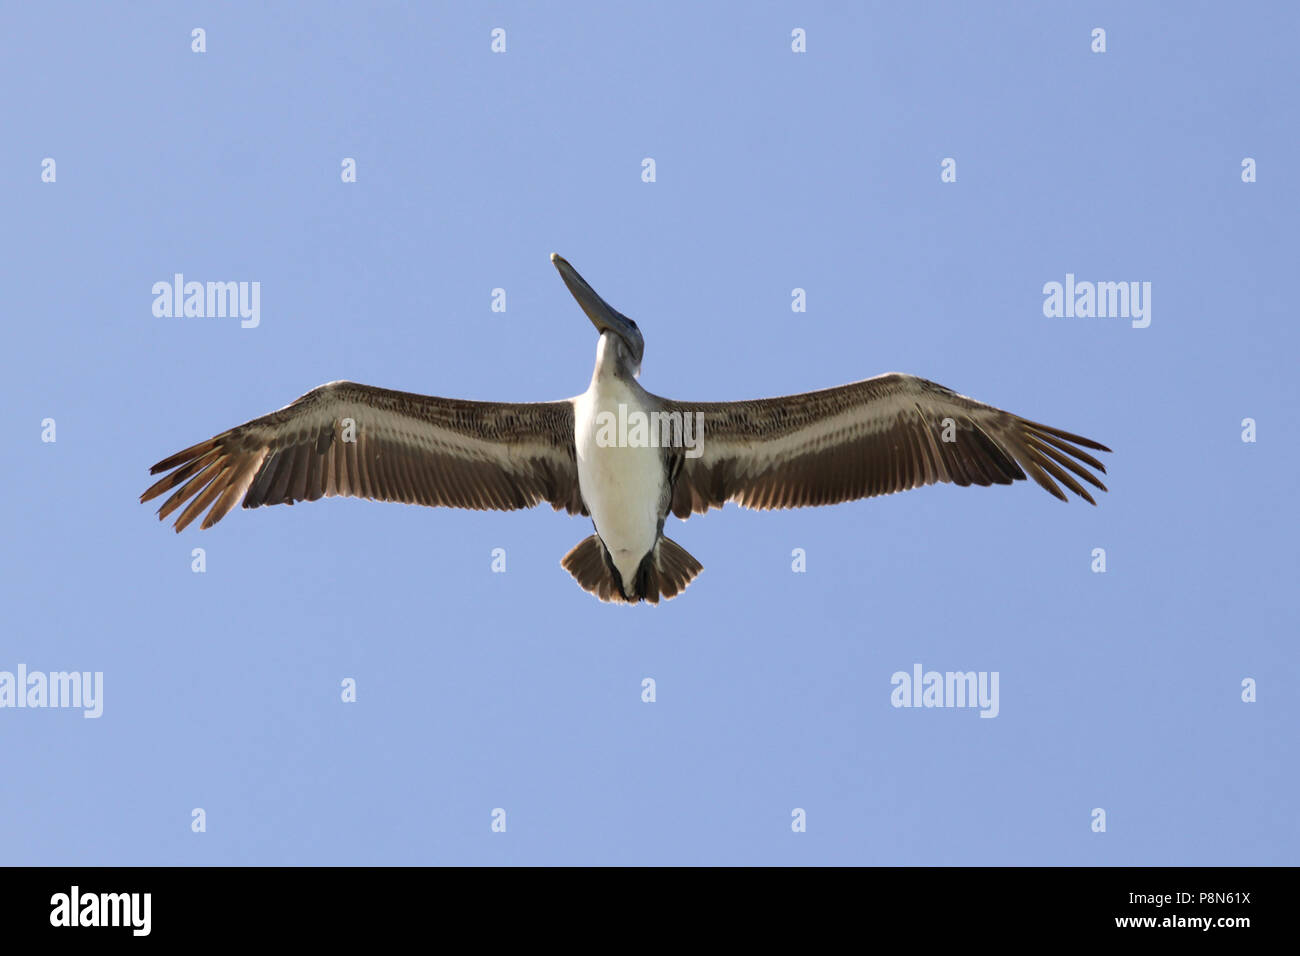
[660,373,1111,518]
[141,381,582,532]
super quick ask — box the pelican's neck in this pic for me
[591,332,640,387]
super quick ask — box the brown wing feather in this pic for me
[661,373,1109,518]
[142,381,583,532]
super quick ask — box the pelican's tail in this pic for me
[561,534,702,605]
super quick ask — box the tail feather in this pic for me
[643,536,703,603]
[561,534,629,603]
[561,534,703,605]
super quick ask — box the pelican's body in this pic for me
[574,336,667,589]
[142,254,1111,604]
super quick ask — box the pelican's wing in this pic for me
[661,373,1110,518]
[142,381,583,531]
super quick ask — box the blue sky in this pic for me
[3,1,1296,865]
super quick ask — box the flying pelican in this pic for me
[142,254,1110,604]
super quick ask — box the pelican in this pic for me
[142,254,1111,604]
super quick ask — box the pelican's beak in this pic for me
[550,253,639,342]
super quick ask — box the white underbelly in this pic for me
[575,380,665,586]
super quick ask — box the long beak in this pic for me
[550,253,636,338]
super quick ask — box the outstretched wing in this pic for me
[142,381,583,531]
[661,373,1110,518]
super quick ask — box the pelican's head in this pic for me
[551,253,645,376]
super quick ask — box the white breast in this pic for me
[574,372,666,588]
